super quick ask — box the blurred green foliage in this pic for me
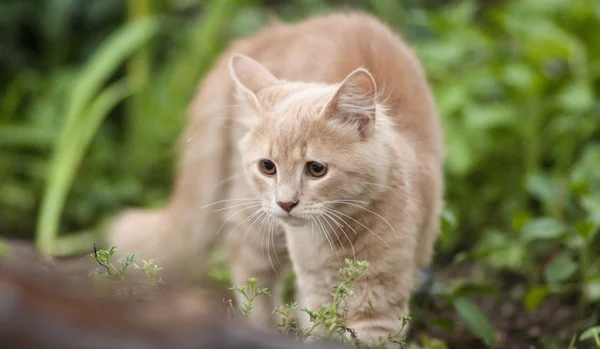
[1,0,599,347]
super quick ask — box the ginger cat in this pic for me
[109,11,444,346]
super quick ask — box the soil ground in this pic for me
[1,239,583,349]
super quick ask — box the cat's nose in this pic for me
[277,200,298,213]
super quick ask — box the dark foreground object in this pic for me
[0,261,348,349]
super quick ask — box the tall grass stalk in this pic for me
[126,0,154,176]
[36,18,159,256]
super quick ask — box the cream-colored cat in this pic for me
[109,11,444,346]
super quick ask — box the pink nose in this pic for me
[277,200,298,213]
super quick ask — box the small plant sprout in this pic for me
[134,258,164,285]
[300,259,369,343]
[89,244,163,285]
[87,249,409,348]
[230,278,271,317]
[379,316,411,349]
[89,244,136,280]
[273,301,299,335]
[298,260,411,348]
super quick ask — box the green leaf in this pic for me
[557,80,594,113]
[445,134,474,175]
[432,317,455,333]
[441,209,457,234]
[524,286,549,310]
[544,251,578,283]
[368,0,408,30]
[521,218,566,241]
[584,278,600,303]
[453,296,496,348]
[437,84,469,116]
[580,326,600,345]
[526,173,560,209]
[575,221,596,240]
[463,103,516,130]
[582,196,600,226]
[502,63,537,92]
[450,280,499,299]
[445,1,477,26]
[571,144,600,191]
[475,231,526,270]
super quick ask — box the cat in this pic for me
[108,11,444,346]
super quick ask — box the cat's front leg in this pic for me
[343,266,414,348]
[293,267,339,336]
[226,218,289,328]
[295,269,410,348]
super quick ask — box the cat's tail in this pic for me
[106,54,235,276]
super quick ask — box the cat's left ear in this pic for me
[229,54,279,111]
[323,68,377,140]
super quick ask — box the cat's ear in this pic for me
[228,54,279,111]
[323,68,377,139]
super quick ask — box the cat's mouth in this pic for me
[271,212,309,227]
[281,216,308,227]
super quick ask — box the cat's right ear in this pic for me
[228,54,279,112]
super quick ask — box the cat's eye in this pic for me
[258,159,276,176]
[306,161,328,178]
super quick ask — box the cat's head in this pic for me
[229,54,390,226]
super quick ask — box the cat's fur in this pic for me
[109,12,444,345]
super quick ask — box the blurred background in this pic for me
[1,0,599,348]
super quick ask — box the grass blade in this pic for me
[453,296,496,348]
[36,79,136,255]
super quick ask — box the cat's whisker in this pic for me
[272,219,282,265]
[228,208,264,238]
[268,217,281,271]
[185,125,206,145]
[249,212,270,242]
[359,181,402,193]
[211,173,244,190]
[255,124,270,144]
[322,199,370,205]
[319,211,345,253]
[220,112,270,144]
[318,214,336,254]
[315,214,335,253]
[185,105,240,144]
[215,204,262,236]
[310,216,323,245]
[320,209,356,260]
[201,198,261,209]
[264,216,275,273]
[214,116,249,128]
[259,217,267,258]
[249,213,268,245]
[323,207,393,251]
[359,183,377,194]
[243,210,267,241]
[212,201,263,213]
[310,134,351,144]
[222,124,249,137]
[331,202,398,239]
[322,208,359,235]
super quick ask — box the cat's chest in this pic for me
[283,225,340,271]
